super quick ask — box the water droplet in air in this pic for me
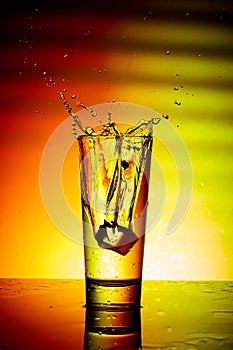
[157,309,165,316]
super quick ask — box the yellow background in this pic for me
[1,1,232,279]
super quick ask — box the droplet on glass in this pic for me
[175,100,181,106]
[166,50,170,55]
[71,95,76,99]
[162,114,169,120]
[33,63,38,68]
[174,86,179,91]
[64,54,68,58]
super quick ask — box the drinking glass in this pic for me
[78,132,153,308]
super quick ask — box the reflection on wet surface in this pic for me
[0,279,233,349]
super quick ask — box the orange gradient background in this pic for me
[0,1,233,280]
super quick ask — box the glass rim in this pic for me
[77,134,154,140]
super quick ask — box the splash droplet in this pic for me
[157,309,165,316]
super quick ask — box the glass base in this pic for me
[85,277,142,308]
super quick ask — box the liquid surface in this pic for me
[0,279,233,349]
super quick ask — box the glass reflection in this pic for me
[84,306,141,349]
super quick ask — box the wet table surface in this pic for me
[0,279,233,349]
